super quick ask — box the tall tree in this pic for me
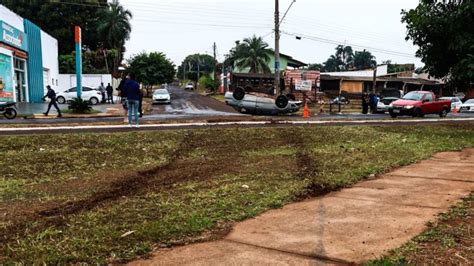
[177,54,216,81]
[353,49,376,70]
[126,52,176,96]
[307,63,323,71]
[335,45,354,70]
[97,0,132,76]
[2,0,107,54]
[321,55,342,72]
[402,0,474,89]
[231,35,272,73]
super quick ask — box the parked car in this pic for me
[439,97,462,111]
[185,82,194,90]
[152,88,171,104]
[225,91,302,115]
[377,97,399,113]
[460,99,474,113]
[388,91,451,118]
[56,87,102,105]
[330,96,350,105]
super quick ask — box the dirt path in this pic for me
[130,149,474,265]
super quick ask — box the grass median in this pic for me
[367,193,473,265]
[1,124,474,263]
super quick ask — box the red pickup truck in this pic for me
[388,91,451,118]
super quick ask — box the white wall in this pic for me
[325,65,388,77]
[0,5,24,32]
[58,74,112,92]
[41,31,59,95]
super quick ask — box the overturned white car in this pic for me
[225,91,302,115]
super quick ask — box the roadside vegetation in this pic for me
[368,193,473,265]
[1,124,474,263]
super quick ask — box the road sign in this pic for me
[295,80,312,91]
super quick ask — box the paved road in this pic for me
[148,86,238,117]
[2,118,474,136]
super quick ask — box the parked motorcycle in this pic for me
[0,101,17,119]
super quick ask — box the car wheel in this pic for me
[3,108,17,119]
[90,97,99,105]
[413,108,424,118]
[389,111,397,118]
[439,108,448,118]
[275,95,289,109]
[233,87,245,101]
[56,96,66,104]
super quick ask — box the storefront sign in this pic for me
[295,80,312,91]
[0,21,28,52]
[0,53,14,101]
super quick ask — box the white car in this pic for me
[460,99,474,113]
[225,91,302,115]
[185,82,194,90]
[56,87,102,105]
[152,89,171,104]
[439,97,462,111]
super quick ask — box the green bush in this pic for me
[198,75,221,92]
[67,98,93,114]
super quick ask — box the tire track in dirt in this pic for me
[38,132,200,217]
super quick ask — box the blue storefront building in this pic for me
[0,5,59,103]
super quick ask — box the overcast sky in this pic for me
[121,0,422,68]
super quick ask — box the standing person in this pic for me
[118,75,128,122]
[369,92,376,114]
[98,82,106,104]
[361,92,369,114]
[123,73,140,127]
[42,85,62,118]
[106,83,114,104]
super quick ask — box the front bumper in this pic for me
[460,106,473,112]
[388,106,414,116]
[153,98,170,103]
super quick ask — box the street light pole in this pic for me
[274,0,281,95]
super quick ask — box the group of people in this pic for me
[361,92,379,114]
[42,75,143,126]
[98,83,115,104]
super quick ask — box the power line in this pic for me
[133,18,272,29]
[281,31,417,59]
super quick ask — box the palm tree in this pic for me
[335,45,354,70]
[353,49,376,70]
[97,0,132,76]
[233,35,272,73]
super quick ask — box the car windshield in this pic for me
[465,99,474,104]
[187,83,193,86]
[402,92,424,101]
[154,89,168,95]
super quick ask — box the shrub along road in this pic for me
[1,124,474,263]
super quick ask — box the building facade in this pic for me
[0,5,59,103]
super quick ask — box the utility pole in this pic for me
[213,42,217,81]
[274,0,281,95]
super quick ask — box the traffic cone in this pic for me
[453,105,458,114]
[303,102,310,118]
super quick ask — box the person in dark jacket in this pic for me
[123,73,141,127]
[118,75,128,122]
[42,85,62,117]
[362,92,369,114]
[106,83,114,104]
[369,92,377,114]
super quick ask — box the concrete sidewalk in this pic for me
[130,149,474,265]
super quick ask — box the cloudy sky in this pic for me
[121,0,422,67]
